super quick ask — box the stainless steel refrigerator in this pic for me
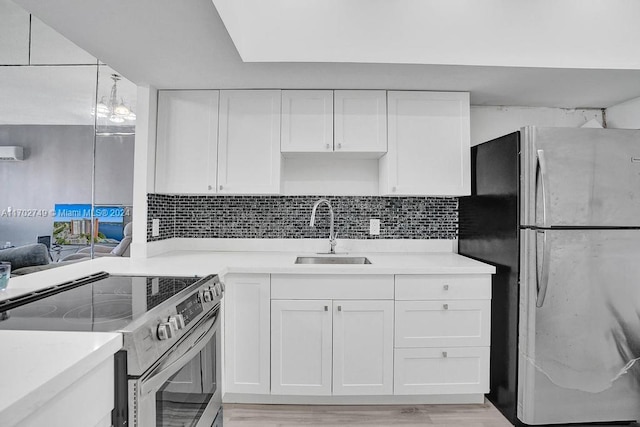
[459,126,640,426]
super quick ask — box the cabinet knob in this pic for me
[337,143,342,149]
[219,185,223,190]
[443,303,449,310]
[324,305,328,311]
[208,185,213,190]
[443,284,449,291]
[442,351,448,358]
[337,305,342,312]
[326,143,330,150]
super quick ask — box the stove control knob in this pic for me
[157,322,174,340]
[203,289,213,302]
[215,283,223,296]
[219,281,225,292]
[210,285,220,298]
[170,314,186,330]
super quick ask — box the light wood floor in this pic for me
[222,400,514,426]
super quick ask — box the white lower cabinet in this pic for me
[225,272,492,402]
[393,274,491,397]
[224,274,271,394]
[394,347,489,395]
[270,299,394,396]
[271,299,333,395]
[19,357,114,427]
[333,300,394,395]
[395,300,491,348]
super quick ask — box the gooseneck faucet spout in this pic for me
[310,199,337,254]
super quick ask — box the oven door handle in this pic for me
[140,309,219,396]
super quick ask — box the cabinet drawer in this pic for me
[271,274,394,300]
[395,300,490,347]
[395,275,491,300]
[394,347,489,395]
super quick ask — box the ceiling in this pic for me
[214,0,640,70]
[13,0,640,108]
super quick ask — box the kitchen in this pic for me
[1,1,640,426]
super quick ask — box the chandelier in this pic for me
[96,74,136,123]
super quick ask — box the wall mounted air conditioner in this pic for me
[0,146,24,161]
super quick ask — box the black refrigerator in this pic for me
[459,126,640,426]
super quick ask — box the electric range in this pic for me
[0,271,225,427]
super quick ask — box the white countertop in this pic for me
[0,331,122,427]
[2,250,495,302]
[0,249,494,423]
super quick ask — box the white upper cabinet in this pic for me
[281,90,333,153]
[381,91,470,196]
[0,0,29,65]
[155,90,219,194]
[281,90,387,156]
[218,90,282,194]
[334,90,387,154]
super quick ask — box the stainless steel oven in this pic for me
[0,271,224,427]
[127,300,221,427]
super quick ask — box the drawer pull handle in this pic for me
[443,284,449,291]
[442,351,448,358]
[443,304,449,310]
[337,305,342,312]
[324,306,328,311]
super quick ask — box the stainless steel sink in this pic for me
[295,256,372,265]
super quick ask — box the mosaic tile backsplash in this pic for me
[147,194,458,242]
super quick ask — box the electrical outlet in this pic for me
[152,219,160,237]
[369,218,380,235]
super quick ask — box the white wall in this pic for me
[130,85,157,258]
[470,106,603,146]
[606,97,640,129]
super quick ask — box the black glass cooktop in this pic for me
[0,274,202,332]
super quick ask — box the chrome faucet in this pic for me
[310,199,337,254]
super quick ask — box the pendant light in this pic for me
[96,74,136,123]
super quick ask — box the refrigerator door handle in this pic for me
[536,149,549,228]
[536,229,551,308]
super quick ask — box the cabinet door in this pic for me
[224,274,271,394]
[218,90,282,194]
[271,299,332,395]
[281,90,333,153]
[334,90,387,154]
[395,300,490,348]
[155,90,219,194]
[332,300,394,395]
[394,347,489,395]
[382,91,470,196]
